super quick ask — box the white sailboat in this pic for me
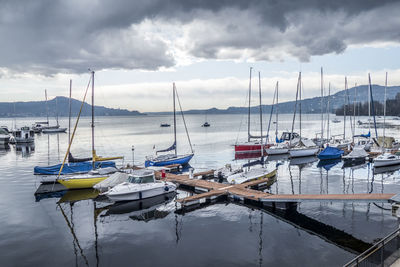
[265,81,289,155]
[288,72,319,158]
[42,91,67,133]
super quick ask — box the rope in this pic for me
[175,86,193,153]
[56,76,92,178]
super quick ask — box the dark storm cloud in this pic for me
[0,0,399,75]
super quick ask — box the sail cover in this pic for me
[156,142,176,154]
[34,161,116,175]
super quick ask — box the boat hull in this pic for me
[58,176,108,189]
[227,168,276,184]
[234,143,271,154]
[289,148,319,158]
[145,154,193,167]
[374,159,400,168]
[265,148,288,155]
[106,184,177,202]
[0,135,10,144]
[42,128,67,133]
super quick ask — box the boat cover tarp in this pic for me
[300,139,316,147]
[34,161,116,175]
[156,142,176,154]
[93,172,129,191]
[276,137,284,143]
[318,147,344,160]
[345,147,368,158]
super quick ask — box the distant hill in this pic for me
[149,84,400,115]
[0,96,144,117]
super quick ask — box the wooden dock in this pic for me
[155,169,398,207]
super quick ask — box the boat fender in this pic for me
[164,186,169,191]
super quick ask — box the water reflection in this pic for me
[15,143,35,157]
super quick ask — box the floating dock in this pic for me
[155,170,398,207]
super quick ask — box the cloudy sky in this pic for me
[1,0,400,112]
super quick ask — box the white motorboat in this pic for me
[289,139,319,158]
[94,171,130,192]
[11,126,34,143]
[103,170,176,202]
[226,167,276,184]
[373,153,400,168]
[0,128,10,145]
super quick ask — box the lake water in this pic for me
[1,113,400,266]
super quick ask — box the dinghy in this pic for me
[103,170,176,202]
[226,167,276,185]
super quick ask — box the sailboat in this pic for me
[41,90,67,133]
[145,83,194,167]
[202,112,210,127]
[373,72,400,168]
[288,72,320,158]
[265,81,289,155]
[235,68,270,155]
[57,70,123,189]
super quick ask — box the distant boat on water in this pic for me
[202,122,210,127]
[160,123,171,127]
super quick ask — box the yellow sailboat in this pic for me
[57,71,123,189]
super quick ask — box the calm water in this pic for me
[1,114,400,267]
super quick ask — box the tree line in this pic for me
[335,93,400,116]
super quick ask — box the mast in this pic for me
[290,72,301,147]
[91,70,95,167]
[248,67,252,142]
[299,74,302,139]
[327,83,331,141]
[56,97,59,126]
[368,76,371,135]
[369,73,378,139]
[69,79,72,145]
[353,83,357,140]
[344,77,347,140]
[45,89,49,125]
[258,72,263,157]
[173,83,177,157]
[275,81,279,141]
[383,72,388,148]
[320,67,324,141]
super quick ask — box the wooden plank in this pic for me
[177,190,227,203]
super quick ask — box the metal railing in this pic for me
[345,228,400,267]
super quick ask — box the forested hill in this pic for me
[149,84,400,115]
[0,96,143,117]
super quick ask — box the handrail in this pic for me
[344,227,400,266]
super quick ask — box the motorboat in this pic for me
[373,153,400,168]
[226,167,276,184]
[214,164,243,179]
[0,128,10,145]
[11,126,34,143]
[289,139,319,158]
[202,122,210,127]
[103,169,177,202]
[160,123,171,127]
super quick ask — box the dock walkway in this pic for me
[156,170,398,207]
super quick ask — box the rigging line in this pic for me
[235,87,250,144]
[175,86,193,153]
[266,82,277,142]
[56,76,92,179]
[58,203,90,267]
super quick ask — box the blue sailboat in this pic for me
[317,146,344,160]
[34,161,116,175]
[145,83,194,168]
